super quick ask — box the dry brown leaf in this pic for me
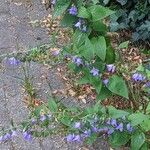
[68,89,76,96]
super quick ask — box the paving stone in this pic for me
[9,3,29,20]
[0,142,14,150]
[0,0,111,149]
[0,1,10,14]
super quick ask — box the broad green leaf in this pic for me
[85,133,97,144]
[92,36,106,61]
[128,113,149,126]
[78,6,91,19]
[118,41,129,49]
[60,115,72,126]
[140,119,150,131]
[92,21,107,32]
[90,77,102,94]
[96,86,112,101]
[83,37,94,60]
[61,13,76,27]
[84,103,101,115]
[78,75,90,84]
[108,106,129,119]
[48,98,58,112]
[73,30,87,48]
[88,5,114,21]
[34,104,46,116]
[131,131,145,150]
[140,143,148,150]
[53,0,71,17]
[109,132,130,148]
[105,45,115,64]
[108,75,129,99]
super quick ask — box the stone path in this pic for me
[0,0,109,150]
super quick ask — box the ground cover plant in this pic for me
[102,0,150,42]
[0,0,150,149]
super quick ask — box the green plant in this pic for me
[103,0,150,42]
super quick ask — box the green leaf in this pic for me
[131,131,145,150]
[53,0,71,17]
[108,106,129,119]
[140,143,148,150]
[146,102,150,114]
[91,0,99,4]
[34,104,45,116]
[48,98,58,112]
[61,13,76,27]
[85,133,97,144]
[78,75,90,84]
[73,30,87,48]
[118,41,129,49]
[92,21,107,32]
[88,5,114,21]
[105,45,115,64]
[92,36,106,61]
[108,75,129,99]
[128,113,149,126]
[84,103,101,115]
[140,119,150,131]
[77,6,91,19]
[83,37,94,60]
[90,76,102,94]
[60,115,72,126]
[96,86,112,101]
[109,132,130,148]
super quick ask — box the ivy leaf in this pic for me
[53,0,71,17]
[108,75,129,99]
[48,98,58,112]
[78,6,91,19]
[88,5,114,21]
[131,131,145,150]
[116,0,127,5]
[91,0,99,4]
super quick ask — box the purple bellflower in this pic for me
[110,119,117,127]
[68,6,78,16]
[126,123,133,132]
[106,64,116,73]
[72,56,83,66]
[132,73,146,82]
[103,79,109,86]
[23,131,32,141]
[40,115,47,122]
[107,128,114,135]
[7,57,21,66]
[66,134,81,142]
[90,68,99,76]
[51,0,56,5]
[74,122,81,129]
[116,123,123,132]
